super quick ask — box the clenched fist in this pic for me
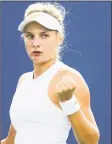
[56,77,76,102]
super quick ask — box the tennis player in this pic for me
[1,2,100,144]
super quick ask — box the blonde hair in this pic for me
[24,2,67,60]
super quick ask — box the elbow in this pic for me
[88,129,100,144]
[78,129,100,144]
[95,129,100,143]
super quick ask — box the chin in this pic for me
[32,58,53,65]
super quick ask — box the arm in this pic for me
[1,124,16,144]
[68,109,99,144]
[69,72,100,144]
[56,71,100,144]
[1,138,8,144]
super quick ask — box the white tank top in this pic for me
[9,61,76,144]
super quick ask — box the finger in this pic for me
[56,83,67,94]
[59,80,74,90]
[61,77,76,84]
[60,77,76,89]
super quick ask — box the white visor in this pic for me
[18,12,62,33]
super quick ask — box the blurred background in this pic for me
[1,1,111,144]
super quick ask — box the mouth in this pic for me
[31,51,42,56]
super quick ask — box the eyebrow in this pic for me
[23,30,51,34]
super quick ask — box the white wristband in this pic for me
[59,95,80,116]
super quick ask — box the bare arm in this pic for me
[1,124,16,144]
[54,69,100,144]
[67,71,100,144]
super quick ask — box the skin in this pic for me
[23,21,63,77]
[1,21,100,144]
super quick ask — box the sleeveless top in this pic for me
[9,61,76,144]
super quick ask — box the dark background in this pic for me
[1,1,111,144]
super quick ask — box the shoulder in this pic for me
[60,62,83,79]
[61,62,88,83]
[60,62,90,108]
[59,62,89,92]
[16,71,33,89]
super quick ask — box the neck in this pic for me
[33,58,58,79]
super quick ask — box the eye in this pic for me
[25,33,34,39]
[41,34,49,39]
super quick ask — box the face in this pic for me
[22,22,63,64]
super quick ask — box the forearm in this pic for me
[68,110,100,144]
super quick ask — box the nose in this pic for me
[32,36,41,48]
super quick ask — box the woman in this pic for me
[1,2,100,144]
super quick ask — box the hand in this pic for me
[1,139,7,144]
[56,77,76,102]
